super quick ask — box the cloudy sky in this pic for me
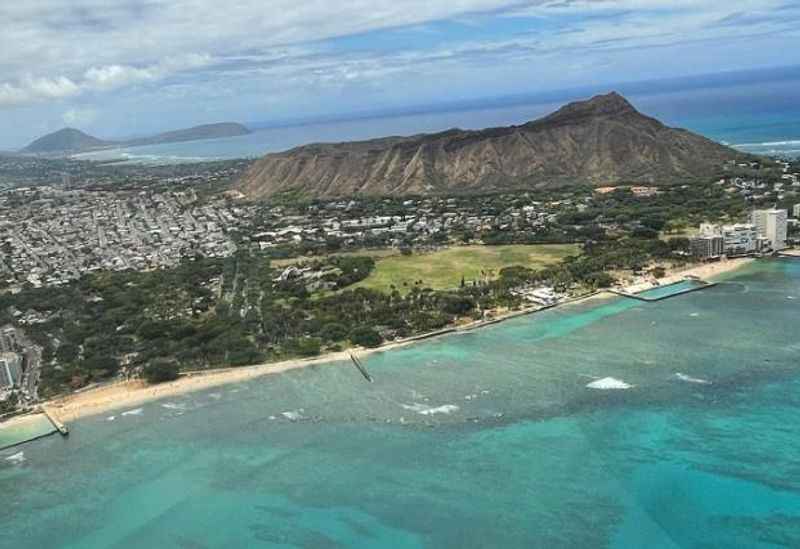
[1,0,799,148]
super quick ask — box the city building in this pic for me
[690,235,724,260]
[751,209,788,251]
[793,204,800,219]
[693,223,769,257]
[721,224,759,256]
[0,353,22,389]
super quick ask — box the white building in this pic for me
[793,204,800,219]
[690,235,724,259]
[751,209,788,251]
[0,353,22,389]
[698,223,761,256]
[721,224,759,256]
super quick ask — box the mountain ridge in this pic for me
[22,122,251,154]
[237,92,748,198]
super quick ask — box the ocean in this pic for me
[2,259,800,548]
[73,74,800,165]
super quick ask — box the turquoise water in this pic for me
[635,280,706,301]
[2,260,800,548]
[0,415,55,450]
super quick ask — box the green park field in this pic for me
[353,244,579,293]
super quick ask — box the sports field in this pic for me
[353,244,578,293]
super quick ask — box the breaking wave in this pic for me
[586,377,634,390]
[5,451,25,464]
[281,409,305,421]
[401,403,460,415]
[733,139,800,148]
[121,408,144,417]
[675,373,712,385]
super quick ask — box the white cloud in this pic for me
[63,107,98,127]
[0,0,794,122]
[0,54,214,107]
[0,75,80,107]
[0,1,528,108]
[83,54,212,91]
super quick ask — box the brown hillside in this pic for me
[237,92,746,198]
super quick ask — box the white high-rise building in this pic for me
[721,224,758,256]
[0,353,22,389]
[751,209,788,251]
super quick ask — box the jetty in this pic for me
[349,352,374,383]
[42,406,69,436]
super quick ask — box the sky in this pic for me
[1,0,800,149]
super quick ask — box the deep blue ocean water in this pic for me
[74,75,800,165]
[2,259,800,548]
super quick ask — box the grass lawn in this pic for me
[353,244,579,293]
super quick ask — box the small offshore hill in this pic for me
[22,122,251,154]
[237,92,749,198]
[23,128,110,154]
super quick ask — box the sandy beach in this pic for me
[0,412,51,432]
[13,257,753,426]
[621,256,754,294]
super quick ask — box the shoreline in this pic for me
[619,256,755,294]
[11,257,753,427]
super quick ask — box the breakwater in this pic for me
[0,414,58,451]
[609,279,716,302]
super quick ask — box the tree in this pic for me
[291,337,322,357]
[442,295,475,316]
[143,359,180,384]
[56,343,80,363]
[83,356,120,376]
[321,323,348,342]
[350,326,383,348]
[585,272,615,288]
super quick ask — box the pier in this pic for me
[42,407,69,436]
[349,352,374,383]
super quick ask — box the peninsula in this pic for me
[22,122,252,154]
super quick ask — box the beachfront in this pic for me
[620,257,755,294]
[13,256,754,426]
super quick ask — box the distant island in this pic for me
[238,92,749,199]
[22,122,252,154]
